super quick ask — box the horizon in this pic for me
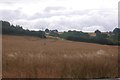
[0,0,118,32]
[2,20,118,33]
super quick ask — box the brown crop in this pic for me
[2,35,119,78]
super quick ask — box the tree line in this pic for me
[45,28,120,45]
[2,21,46,38]
[59,29,120,45]
[2,20,120,45]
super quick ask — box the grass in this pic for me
[2,35,119,78]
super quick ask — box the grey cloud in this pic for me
[44,6,66,12]
[57,9,117,31]
[0,9,27,21]
[29,9,116,19]
[0,0,62,5]
[0,8,117,32]
[60,9,117,31]
[29,10,86,20]
[0,0,43,4]
[82,26,106,32]
[29,13,54,19]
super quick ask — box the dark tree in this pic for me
[95,30,101,35]
[45,28,50,33]
[2,21,46,38]
[113,28,120,35]
[51,29,58,33]
[112,28,120,41]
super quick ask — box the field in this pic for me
[2,35,119,78]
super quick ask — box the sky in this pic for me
[0,0,119,32]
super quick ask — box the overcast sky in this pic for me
[0,0,119,32]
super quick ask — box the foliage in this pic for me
[2,20,120,45]
[2,21,46,38]
[60,31,90,42]
[49,32,59,37]
[112,28,120,41]
[60,29,120,45]
[45,29,59,37]
[45,28,50,33]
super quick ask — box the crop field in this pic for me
[2,35,119,78]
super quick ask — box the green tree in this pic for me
[45,28,50,33]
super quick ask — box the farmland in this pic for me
[2,35,119,78]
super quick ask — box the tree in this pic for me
[113,28,120,35]
[95,30,101,35]
[51,29,58,33]
[2,21,46,38]
[45,28,50,33]
[112,28,120,41]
